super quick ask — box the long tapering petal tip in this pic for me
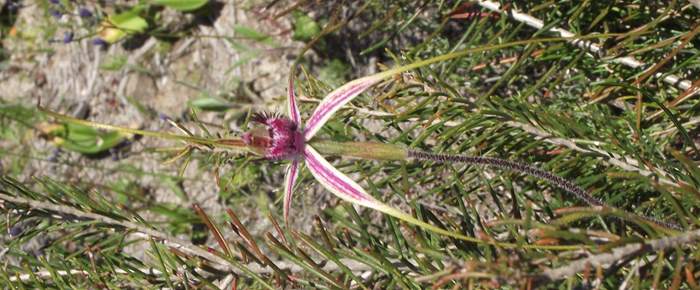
[288,73,301,124]
[283,160,300,224]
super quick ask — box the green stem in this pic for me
[40,107,248,151]
[370,34,619,81]
[310,140,406,160]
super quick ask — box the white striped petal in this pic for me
[304,146,477,242]
[303,146,387,210]
[283,159,300,224]
[287,75,301,124]
[303,76,382,141]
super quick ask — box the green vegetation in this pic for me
[1,1,700,288]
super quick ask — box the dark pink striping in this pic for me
[248,113,304,160]
[304,151,368,201]
[285,162,298,198]
[305,81,373,137]
[288,78,300,122]
[289,99,299,121]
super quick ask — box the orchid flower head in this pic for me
[275,70,516,243]
[247,65,459,241]
[275,71,389,224]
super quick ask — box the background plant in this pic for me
[2,0,700,289]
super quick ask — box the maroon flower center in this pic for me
[243,112,304,160]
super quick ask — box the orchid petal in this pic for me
[283,159,300,224]
[303,146,383,208]
[303,76,382,141]
[288,74,301,124]
[304,146,487,243]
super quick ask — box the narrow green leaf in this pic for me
[295,232,369,290]
[109,11,148,32]
[188,97,232,111]
[149,238,175,289]
[100,55,128,71]
[233,25,275,45]
[152,0,208,12]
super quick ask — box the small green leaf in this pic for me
[100,55,128,71]
[49,123,127,155]
[109,11,148,32]
[98,26,127,44]
[233,25,276,46]
[292,12,321,41]
[229,165,259,189]
[152,0,208,12]
[99,8,148,43]
[188,97,232,111]
[318,59,349,88]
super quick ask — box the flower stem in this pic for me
[406,150,681,231]
[310,140,407,161]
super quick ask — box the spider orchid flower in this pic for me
[242,69,591,245]
[244,75,400,224]
[243,72,492,244]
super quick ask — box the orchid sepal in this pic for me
[303,76,383,141]
[283,159,300,224]
[288,74,301,125]
[303,146,380,207]
[309,140,407,161]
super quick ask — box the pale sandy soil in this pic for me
[0,0,313,260]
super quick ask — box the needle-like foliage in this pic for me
[2,1,700,289]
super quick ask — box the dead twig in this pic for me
[475,0,694,92]
[536,228,700,284]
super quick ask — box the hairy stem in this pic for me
[407,150,681,230]
[408,150,605,206]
